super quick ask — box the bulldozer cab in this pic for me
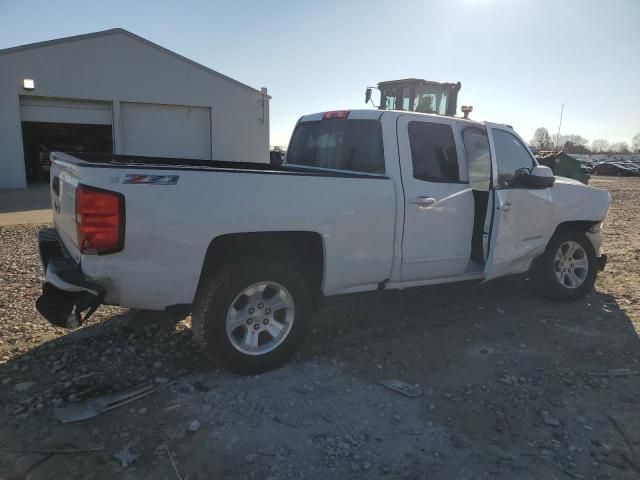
[368,79,461,116]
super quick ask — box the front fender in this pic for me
[551,177,611,226]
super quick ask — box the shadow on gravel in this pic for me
[298,276,640,478]
[0,308,210,421]
[2,275,638,413]
[1,276,639,479]
[306,274,640,391]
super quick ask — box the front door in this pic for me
[398,115,474,281]
[484,124,555,280]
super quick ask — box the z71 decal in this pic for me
[123,174,180,185]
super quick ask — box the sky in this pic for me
[1,0,638,148]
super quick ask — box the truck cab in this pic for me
[286,109,608,286]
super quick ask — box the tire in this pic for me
[191,257,312,374]
[531,229,598,301]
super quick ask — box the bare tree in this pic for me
[610,142,630,154]
[531,127,552,151]
[563,141,591,154]
[559,134,589,146]
[632,132,640,153]
[591,139,609,153]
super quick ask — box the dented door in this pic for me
[484,125,554,281]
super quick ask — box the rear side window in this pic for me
[286,120,385,174]
[408,122,459,182]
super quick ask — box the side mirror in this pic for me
[531,165,554,178]
[365,88,372,105]
[513,165,555,188]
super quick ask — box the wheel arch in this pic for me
[550,220,601,238]
[532,219,601,269]
[195,231,325,306]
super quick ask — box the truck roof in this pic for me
[298,109,497,128]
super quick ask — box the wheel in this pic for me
[191,257,312,374]
[531,229,598,301]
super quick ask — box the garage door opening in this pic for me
[21,122,113,183]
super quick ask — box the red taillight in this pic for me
[322,110,350,120]
[76,185,125,254]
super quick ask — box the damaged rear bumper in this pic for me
[36,228,104,329]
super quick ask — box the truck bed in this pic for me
[56,152,387,179]
[48,151,397,310]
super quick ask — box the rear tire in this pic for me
[531,229,598,301]
[191,257,312,374]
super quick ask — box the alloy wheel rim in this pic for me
[226,281,295,355]
[554,241,589,289]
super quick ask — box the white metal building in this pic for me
[0,28,270,189]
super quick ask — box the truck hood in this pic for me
[551,176,611,224]
[554,175,585,186]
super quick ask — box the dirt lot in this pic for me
[0,177,638,480]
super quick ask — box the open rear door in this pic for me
[483,124,554,282]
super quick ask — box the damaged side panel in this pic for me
[485,178,611,282]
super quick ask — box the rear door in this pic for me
[397,115,474,281]
[484,124,554,280]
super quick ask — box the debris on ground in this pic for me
[541,410,561,427]
[164,441,183,480]
[13,381,35,392]
[113,445,139,468]
[379,379,423,398]
[54,384,157,423]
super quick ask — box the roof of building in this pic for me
[0,28,265,96]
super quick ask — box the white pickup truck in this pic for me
[37,109,610,374]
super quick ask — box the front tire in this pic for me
[531,229,598,301]
[191,258,312,374]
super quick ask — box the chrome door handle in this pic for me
[501,201,512,211]
[410,196,437,208]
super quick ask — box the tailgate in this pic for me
[50,154,82,263]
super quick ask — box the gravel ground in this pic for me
[0,177,639,479]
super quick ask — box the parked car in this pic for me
[592,162,637,176]
[618,162,640,174]
[36,109,611,374]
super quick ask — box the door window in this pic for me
[462,128,491,192]
[492,129,535,187]
[408,122,459,182]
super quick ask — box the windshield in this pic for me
[413,85,449,115]
[286,119,385,174]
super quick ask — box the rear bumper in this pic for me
[36,228,104,328]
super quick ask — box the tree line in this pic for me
[530,128,640,155]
